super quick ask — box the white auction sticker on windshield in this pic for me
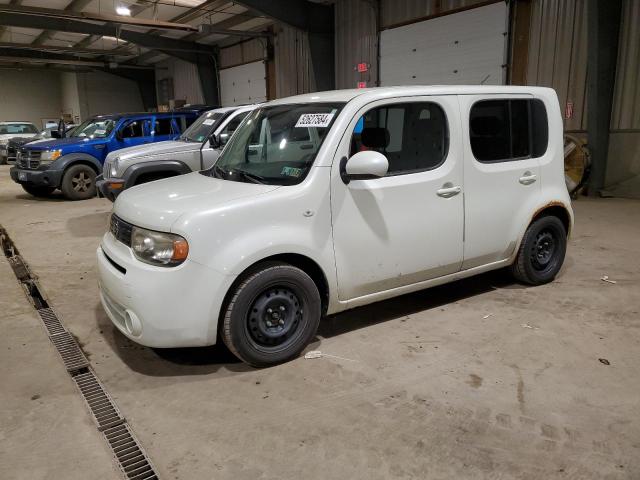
[295,113,334,128]
[203,119,215,125]
[94,129,106,135]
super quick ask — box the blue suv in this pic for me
[10,110,201,200]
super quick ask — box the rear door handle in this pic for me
[519,172,537,185]
[436,184,462,198]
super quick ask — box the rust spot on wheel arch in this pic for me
[531,201,572,237]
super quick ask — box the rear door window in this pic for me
[469,99,548,162]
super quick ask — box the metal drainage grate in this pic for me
[72,370,125,431]
[103,423,158,480]
[37,308,66,336]
[49,332,90,372]
[1,224,160,480]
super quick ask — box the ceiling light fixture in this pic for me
[116,5,131,16]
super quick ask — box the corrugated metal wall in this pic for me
[274,24,315,97]
[155,58,204,105]
[219,38,267,70]
[525,0,588,132]
[335,0,378,89]
[611,0,640,131]
[380,0,492,28]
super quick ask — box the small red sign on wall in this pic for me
[565,101,574,119]
[357,81,367,89]
[357,62,368,73]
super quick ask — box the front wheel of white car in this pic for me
[221,262,321,367]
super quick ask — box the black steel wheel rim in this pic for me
[530,228,557,271]
[245,283,306,351]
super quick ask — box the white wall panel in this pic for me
[380,2,507,86]
[220,61,267,106]
[0,70,62,127]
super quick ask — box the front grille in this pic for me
[17,148,41,169]
[110,214,133,246]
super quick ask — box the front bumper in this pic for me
[96,174,125,202]
[10,165,63,188]
[97,231,236,348]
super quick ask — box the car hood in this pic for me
[25,137,95,150]
[114,171,280,231]
[111,140,198,161]
[0,133,36,142]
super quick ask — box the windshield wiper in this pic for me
[212,164,227,179]
[228,168,265,184]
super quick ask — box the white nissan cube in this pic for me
[97,86,573,367]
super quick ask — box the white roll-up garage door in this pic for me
[219,60,267,106]
[380,2,508,86]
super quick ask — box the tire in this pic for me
[510,215,567,285]
[222,263,321,367]
[61,164,97,200]
[21,184,55,197]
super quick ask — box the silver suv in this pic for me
[97,105,257,201]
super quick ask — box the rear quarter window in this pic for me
[469,98,548,163]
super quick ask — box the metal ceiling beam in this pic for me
[31,0,93,46]
[197,24,272,38]
[0,11,215,60]
[128,1,266,64]
[0,41,138,57]
[71,0,152,51]
[0,47,154,69]
[1,4,199,33]
[0,0,22,38]
[233,0,333,34]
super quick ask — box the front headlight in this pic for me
[131,226,189,267]
[108,157,120,178]
[40,149,62,163]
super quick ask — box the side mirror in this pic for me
[340,150,388,184]
[50,130,62,139]
[115,129,124,141]
[208,133,221,149]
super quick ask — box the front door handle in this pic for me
[519,171,537,185]
[436,184,462,198]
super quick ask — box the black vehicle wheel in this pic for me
[510,215,567,285]
[222,263,321,367]
[21,184,55,197]
[61,164,97,200]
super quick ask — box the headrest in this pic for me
[470,116,503,136]
[361,127,390,149]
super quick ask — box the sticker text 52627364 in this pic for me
[295,113,335,128]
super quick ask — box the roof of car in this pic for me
[89,110,201,121]
[267,85,555,105]
[0,121,37,125]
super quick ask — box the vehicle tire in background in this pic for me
[510,215,567,285]
[21,184,55,197]
[222,262,321,367]
[61,164,97,200]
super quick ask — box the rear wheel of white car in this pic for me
[511,215,567,285]
[61,164,96,200]
[222,263,321,367]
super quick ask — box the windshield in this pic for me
[0,123,38,135]
[180,111,225,142]
[71,118,115,139]
[203,103,344,186]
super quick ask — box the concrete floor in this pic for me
[1,164,639,480]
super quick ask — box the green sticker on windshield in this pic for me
[281,166,303,177]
